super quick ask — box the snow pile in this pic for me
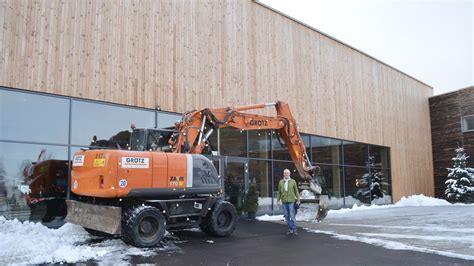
[0,217,178,264]
[394,194,451,207]
[300,189,315,199]
[257,203,319,222]
[257,195,458,221]
[256,214,284,222]
[329,194,453,216]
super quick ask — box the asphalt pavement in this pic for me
[124,219,472,266]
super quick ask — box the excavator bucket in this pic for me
[315,200,329,222]
[66,200,122,235]
[299,179,329,222]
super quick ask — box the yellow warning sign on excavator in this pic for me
[93,158,106,167]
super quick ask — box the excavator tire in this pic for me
[121,205,166,247]
[84,227,113,237]
[199,201,237,237]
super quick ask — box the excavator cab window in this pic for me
[130,129,147,151]
[130,129,173,151]
[146,129,171,151]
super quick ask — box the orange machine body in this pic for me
[71,150,191,198]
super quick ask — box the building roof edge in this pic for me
[253,0,433,89]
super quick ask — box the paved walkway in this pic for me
[297,205,474,261]
[124,219,471,265]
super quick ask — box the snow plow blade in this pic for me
[66,200,122,235]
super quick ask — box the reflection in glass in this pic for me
[219,128,247,157]
[355,157,390,203]
[343,141,368,166]
[369,145,390,169]
[71,100,155,146]
[0,89,69,144]
[316,164,343,207]
[343,166,368,206]
[271,131,292,161]
[372,168,392,204]
[248,160,271,213]
[205,129,219,155]
[301,134,311,161]
[248,130,271,159]
[157,112,181,129]
[312,136,342,165]
[224,161,246,213]
[344,156,392,206]
[0,142,68,221]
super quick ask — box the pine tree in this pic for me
[355,156,387,202]
[445,147,474,203]
[243,181,259,214]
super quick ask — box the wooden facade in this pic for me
[430,86,474,198]
[0,0,434,201]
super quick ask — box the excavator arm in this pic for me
[169,101,328,220]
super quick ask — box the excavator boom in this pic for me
[169,101,327,220]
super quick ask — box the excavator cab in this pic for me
[129,127,173,152]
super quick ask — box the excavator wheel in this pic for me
[200,201,237,237]
[121,205,166,247]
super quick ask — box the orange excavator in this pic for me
[66,101,327,247]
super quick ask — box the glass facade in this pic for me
[219,128,247,157]
[0,87,181,221]
[0,87,392,220]
[248,130,271,159]
[71,100,156,147]
[0,89,69,144]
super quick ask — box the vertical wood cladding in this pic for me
[430,86,474,198]
[0,0,434,201]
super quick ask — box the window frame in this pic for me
[461,115,474,133]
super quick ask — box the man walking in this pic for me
[277,169,300,235]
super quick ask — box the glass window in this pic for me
[223,161,247,213]
[371,167,392,205]
[343,141,368,166]
[343,166,369,206]
[369,145,391,169]
[0,89,69,144]
[248,130,271,159]
[202,128,218,155]
[301,133,311,162]
[462,115,474,132]
[248,160,272,213]
[157,112,181,129]
[271,131,292,161]
[0,142,68,221]
[312,136,342,165]
[71,100,155,147]
[219,128,247,157]
[316,164,343,200]
[146,129,173,152]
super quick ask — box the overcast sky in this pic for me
[260,0,473,95]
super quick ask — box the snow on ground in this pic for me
[0,217,182,264]
[258,195,474,260]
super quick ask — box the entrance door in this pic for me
[223,158,248,213]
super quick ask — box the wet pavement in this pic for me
[124,219,472,265]
[298,205,474,261]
